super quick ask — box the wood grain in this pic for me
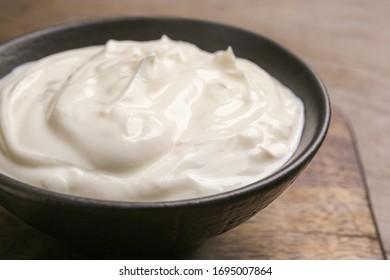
[0,110,384,259]
[0,0,388,259]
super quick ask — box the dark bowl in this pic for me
[0,17,330,257]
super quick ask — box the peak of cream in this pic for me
[0,36,304,201]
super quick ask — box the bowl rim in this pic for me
[0,16,331,209]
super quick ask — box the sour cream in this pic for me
[0,36,304,201]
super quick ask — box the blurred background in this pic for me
[0,0,389,259]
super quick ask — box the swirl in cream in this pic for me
[0,36,304,201]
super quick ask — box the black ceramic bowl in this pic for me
[0,17,330,256]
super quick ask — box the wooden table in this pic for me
[0,0,387,259]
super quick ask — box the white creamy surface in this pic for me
[0,36,304,201]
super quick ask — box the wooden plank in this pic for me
[0,110,384,259]
[0,0,387,259]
